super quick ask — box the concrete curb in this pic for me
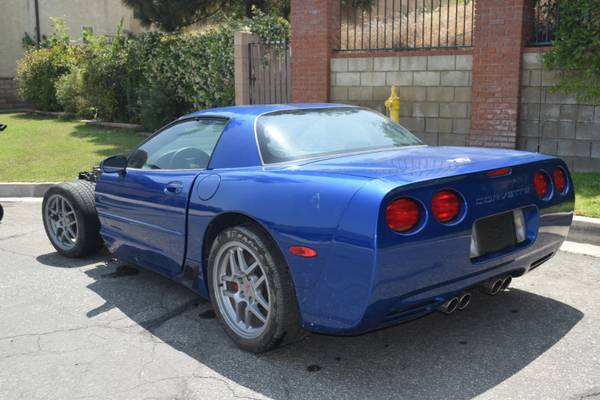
[0,183,57,198]
[80,120,143,131]
[1,184,599,246]
[30,110,74,118]
[568,216,600,247]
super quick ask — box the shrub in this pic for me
[16,48,63,111]
[15,13,289,127]
[137,83,183,130]
[129,29,236,130]
[244,11,290,44]
[130,13,289,130]
[55,67,84,114]
[15,17,79,111]
[78,24,133,122]
[544,0,600,105]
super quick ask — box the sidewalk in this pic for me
[0,182,56,198]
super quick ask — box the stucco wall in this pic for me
[330,54,473,146]
[0,0,142,78]
[517,52,600,172]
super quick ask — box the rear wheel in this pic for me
[208,225,304,352]
[42,181,103,258]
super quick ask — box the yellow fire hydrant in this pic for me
[384,86,401,124]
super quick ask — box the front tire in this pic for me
[208,225,304,353]
[42,180,103,258]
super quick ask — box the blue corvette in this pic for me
[42,104,574,352]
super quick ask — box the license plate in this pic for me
[470,210,524,259]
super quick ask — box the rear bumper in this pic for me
[302,208,572,335]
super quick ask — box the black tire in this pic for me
[208,225,305,353]
[42,180,103,258]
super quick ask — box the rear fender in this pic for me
[185,169,372,302]
[297,179,392,331]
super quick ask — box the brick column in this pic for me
[469,0,530,148]
[290,0,340,103]
[234,32,260,105]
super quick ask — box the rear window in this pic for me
[255,107,422,164]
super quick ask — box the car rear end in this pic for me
[252,105,574,335]
[361,157,574,331]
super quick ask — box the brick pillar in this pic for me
[469,0,530,148]
[234,32,260,105]
[290,0,340,102]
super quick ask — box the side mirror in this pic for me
[100,155,127,174]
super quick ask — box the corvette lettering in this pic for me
[475,187,531,206]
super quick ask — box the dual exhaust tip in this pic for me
[438,291,471,315]
[437,275,512,315]
[480,275,512,296]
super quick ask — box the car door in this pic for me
[95,117,228,276]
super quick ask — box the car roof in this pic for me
[182,103,359,169]
[180,103,354,120]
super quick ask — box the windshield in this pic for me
[255,107,423,164]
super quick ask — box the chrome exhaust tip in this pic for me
[481,278,504,296]
[501,275,512,290]
[491,279,503,295]
[457,292,471,310]
[438,297,459,314]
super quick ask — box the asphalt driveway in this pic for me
[0,201,599,400]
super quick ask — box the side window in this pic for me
[128,119,227,170]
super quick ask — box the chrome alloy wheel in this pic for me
[44,194,78,251]
[213,242,271,339]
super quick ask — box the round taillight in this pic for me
[386,198,420,232]
[432,190,461,223]
[534,171,549,199]
[553,167,566,194]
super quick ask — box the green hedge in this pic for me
[544,0,600,105]
[15,14,289,130]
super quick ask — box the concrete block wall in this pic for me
[330,54,472,146]
[0,78,19,109]
[518,52,600,171]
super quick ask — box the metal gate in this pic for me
[248,41,291,104]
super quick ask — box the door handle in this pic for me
[164,181,183,194]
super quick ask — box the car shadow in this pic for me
[36,248,112,269]
[37,254,584,400]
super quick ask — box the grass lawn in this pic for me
[0,112,142,182]
[572,172,600,218]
